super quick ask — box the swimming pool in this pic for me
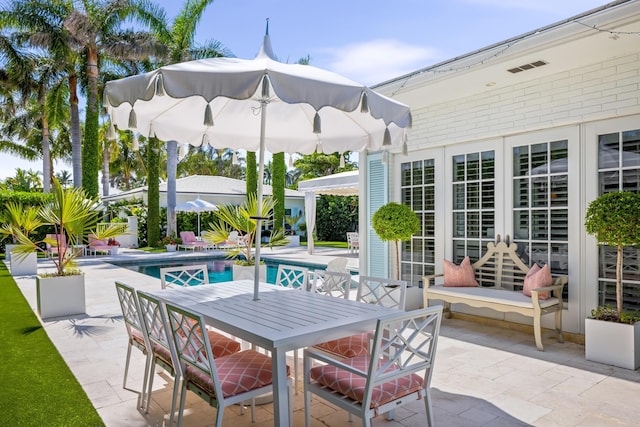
[110,255,335,285]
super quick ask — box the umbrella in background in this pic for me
[174,198,218,235]
[104,24,412,301]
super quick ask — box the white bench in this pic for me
[423,238,567,351]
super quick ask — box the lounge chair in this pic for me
[347,232,359,253]
[45,233,67,258]
[88,234,115,256]
[178,231,210,251]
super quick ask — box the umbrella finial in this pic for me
[256,18,277,60]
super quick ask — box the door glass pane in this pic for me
[622,129,640,168]
[400,159,436,287]
[513,211,529,240]
[599,133,619,169]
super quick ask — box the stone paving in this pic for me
[9,246,640,426]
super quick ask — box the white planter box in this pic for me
[36,273,86,319]
[10,252,38,276]
[5,244,17,261]
[233,263,266,281]
[585,317,640,370]
[286,235,300,247]
[165,244,177,252]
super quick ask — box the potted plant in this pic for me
[0,201,42,274]
[158,233,181,252]
[372,202,420,280]
[11,179,127,319]
[284,212,304,246]
[202,194,288,280]
[584,191,640,369]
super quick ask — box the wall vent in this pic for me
[507,60,548,74]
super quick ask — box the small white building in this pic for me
[101,175,305,231]
[364,0,640,335]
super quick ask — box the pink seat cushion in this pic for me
[186,350,291,398]
[313,332,370,358]
[207,330,241,358]
[523,263,553,299]
[443,256,479,287]
[310,354,424,409]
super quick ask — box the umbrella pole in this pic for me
[253,99,268,300]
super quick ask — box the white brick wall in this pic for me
[411,53,640,148]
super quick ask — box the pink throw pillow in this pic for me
[523,263,553,299]
[443,256,479,287]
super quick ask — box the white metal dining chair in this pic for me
[311,270,352,299]
[164,301,293,427]
[275,264,310,290]
[160,264,209,288]
[114,281,149,408]
[304,306,443,427]
[311,276,408,359]
[135,290,181,424]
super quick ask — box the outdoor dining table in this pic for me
[149,279,398,427]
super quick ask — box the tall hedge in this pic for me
[246,151,257,198]
[82,101,99,197]
[272,152,285,232]
[316,195,358,241]
[146,137,160,246]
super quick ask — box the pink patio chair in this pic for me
[45,233,67,257]
[88,234,112,256]
[178,231,209,251]
[304,306,443,427]
[164,301,292,426]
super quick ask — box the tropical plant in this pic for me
[202,195,288,266]
[284,212,304,235]
[585,191,640,323]
[158,232,181,247]
[372,202,420,280]
[0,201,42,244]
[272,152,285,232]
[10,178,127,276]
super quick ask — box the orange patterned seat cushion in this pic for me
[185,350,290,398]
[312,332,370,358]
[207,330,241,358]
[309,354,424,409]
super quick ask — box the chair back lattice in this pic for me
[364,306,443,410]
[137,290,177,370]
[312,271,352,299]
[115,281,146,341]
[165,303,222,397]
[160,264,209,289]
[356,276,407,310]
[275,264,310,290]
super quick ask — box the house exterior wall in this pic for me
[367,51,640,335]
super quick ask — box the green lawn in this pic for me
[0,264,104,426]
[301,241,348,249]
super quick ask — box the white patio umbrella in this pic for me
[104,28,412,300]
[174,198,218,235]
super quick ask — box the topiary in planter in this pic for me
[372,202,419,280]
[585,191,640,323]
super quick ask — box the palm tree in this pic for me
[144,0,230,238]
[1,0,84,188]
[62,0,165,197]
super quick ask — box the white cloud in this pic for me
[322,39,439,86]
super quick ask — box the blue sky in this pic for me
[1,0,609,179]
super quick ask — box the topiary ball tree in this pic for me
[585,191,640,322]
[372,202,420,280]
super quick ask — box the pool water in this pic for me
[111,256,330,285]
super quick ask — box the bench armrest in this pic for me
[423,273,444,288]
[530,283,564,298]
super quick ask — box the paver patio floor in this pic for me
[10,247,640,426]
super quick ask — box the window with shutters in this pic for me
[596,128,640,310]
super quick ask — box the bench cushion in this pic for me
[427,285,559,309]
[443,256,479,287]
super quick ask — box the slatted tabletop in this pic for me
[150,279,396,427]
